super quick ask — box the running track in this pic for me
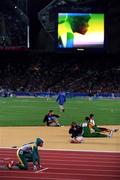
[0,148,120,180]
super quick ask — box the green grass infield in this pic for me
[0,97,120,126]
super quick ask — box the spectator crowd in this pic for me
[0,54,120,95]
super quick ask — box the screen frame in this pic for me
[55,8,107,54]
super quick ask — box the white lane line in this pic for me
[35,167,48,173]
[0,147,120,153]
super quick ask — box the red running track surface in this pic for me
[0,148,120,180]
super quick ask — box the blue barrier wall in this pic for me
[14,92,120,98]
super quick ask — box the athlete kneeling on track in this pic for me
[69,122,84,143]
[7,138,44,170]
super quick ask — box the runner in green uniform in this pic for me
[7,138,44,170]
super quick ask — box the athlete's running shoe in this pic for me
[108,130,113,138]
[7,161,14,169]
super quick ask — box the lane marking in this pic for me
[0,165,8,170]
[35,167,48,173]
[0,147,120,153]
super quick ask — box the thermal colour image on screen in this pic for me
[58,13,104,49]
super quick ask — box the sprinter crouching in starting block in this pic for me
[7,138,44,171]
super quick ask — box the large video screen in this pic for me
[57,12,105,51]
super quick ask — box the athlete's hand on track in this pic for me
[33,165,37,171]
[38,164,42,169]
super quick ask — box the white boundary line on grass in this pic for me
[0,146,120,153]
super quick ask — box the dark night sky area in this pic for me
[0,0,119,53]
[27,0,120,54]
[28,0,52,49]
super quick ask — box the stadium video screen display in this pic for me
[57,12,105,51]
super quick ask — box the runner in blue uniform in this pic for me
[56,91,66,112]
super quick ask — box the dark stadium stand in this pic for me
[0,53,120,96]
[0,0,120,97]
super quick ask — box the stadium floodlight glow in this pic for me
[65,0,80,2]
